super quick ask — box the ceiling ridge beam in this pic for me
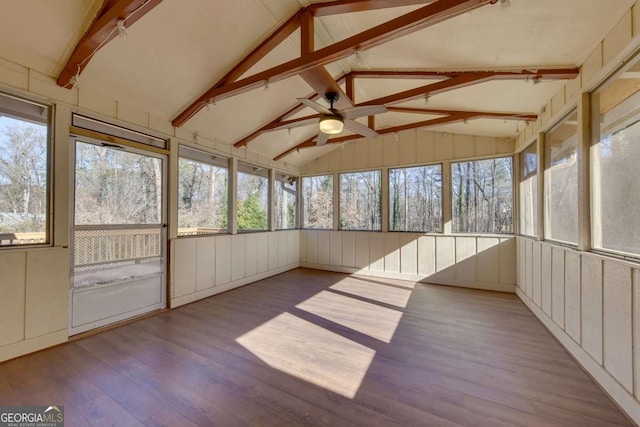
[172,0,495,127]
[308,0,436,17]
[57,0,163,88]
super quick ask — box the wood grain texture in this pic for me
[0,269,631,426]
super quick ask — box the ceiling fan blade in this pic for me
[316,132,329,146]
[297,98,332,115]
[343,119,380,139]
[341,105,387,120]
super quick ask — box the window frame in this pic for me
[236,161,270,233]
[176,145,230,238]
[543,108,579,247]
[589,53,640,260]
[450,155,515,235]
[0,91,53,248]
[274,171,298,230]
[338,169,382,232]
[388,162,443,233]
[300,173,335,230]
[518,141,538,238]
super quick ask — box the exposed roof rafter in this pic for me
[172,0,496,127]
[308,0,436,17]
[57,0,163,88]
[233,67,577,148]
[272,106,540,160]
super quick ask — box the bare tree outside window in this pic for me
[274,173,297,229]
[302,175,333,229]
[0,94,50,246]
[75,142,162,225]
[340,170,381,231]
[389,165,442,232]
[452,157,513,234]
[178,156,228,235]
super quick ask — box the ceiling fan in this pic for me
[297,92,387,146]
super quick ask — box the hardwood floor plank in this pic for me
[0,268,632,426]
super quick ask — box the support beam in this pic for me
[273,107,537,160]
[57,0,163,88]
[387,106,537,120]
[359,70,580,106]
[172,0,495,127]
[171,9,303,125]
[309,0,435,16]
[235,68,574,147]
[351,68,580,80]
[234,75,346,148]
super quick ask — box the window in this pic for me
[0,92,51,246]
[301,175,333,229]
[274,172,297,229]
[339,170,381,231]
[544,110,578,245]
[389,165,442,232]
[519,142,538,237]
[177,146,228,236]
[237,162,268,231]
[452,157,513,234]
[591,57,640,256]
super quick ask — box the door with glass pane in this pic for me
[70,138,166,334]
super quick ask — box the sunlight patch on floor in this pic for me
[330,277,412,308]
[296,290,403,343]
[236,312,375,399]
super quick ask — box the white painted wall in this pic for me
[0,248,69,361]
[517,238,640,422]
[514,3,640,424]
[0,56,299,363]
[302,231,516,292]
[170,230,299,308]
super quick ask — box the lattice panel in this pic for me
[74,227,161,267]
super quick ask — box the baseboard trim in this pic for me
[0,330,68,363]
[301,263,515,293]
[516,288,640,425]
[170,263,300,308]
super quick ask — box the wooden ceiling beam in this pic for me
[237,68,574,148]
[171,9,303,125]
[57,0,163,88]
[359,69,580,106]
[351,68,580,80]
[234,74,347,148]
[172,0,495,127]
[273,112,477,160]
[387,106,537,120]
[308,0,436,17]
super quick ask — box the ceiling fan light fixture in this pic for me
[319,115,344,135]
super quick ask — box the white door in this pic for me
[69,137,166,335]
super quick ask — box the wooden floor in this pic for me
[0,268,632,426]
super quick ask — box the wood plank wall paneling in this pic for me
[171,231,300,308]
[301,231,516,292]
[0,248,69,362]
[300,130,514,176]
[516,237,640,423]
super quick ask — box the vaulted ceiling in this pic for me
[0,0,634,166]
